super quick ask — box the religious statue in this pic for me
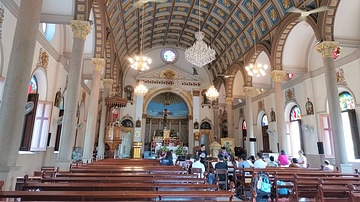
[194,120,199,129]
[136,119,141,127]
[54,88,62,107]
[305,98,314,115]
[270,108,276,122]
[124,86,133,101]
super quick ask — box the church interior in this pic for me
[0,0,359,197]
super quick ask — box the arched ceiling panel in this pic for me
[102,0,329,78]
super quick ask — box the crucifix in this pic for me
[158,108,173,129]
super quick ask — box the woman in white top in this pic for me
[297,150,307,168]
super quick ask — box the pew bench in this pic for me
[0,190,233,201]
[54,172,197,178]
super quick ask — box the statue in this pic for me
[54,89,62,107]
[306,98,314,115]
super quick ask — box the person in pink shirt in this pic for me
[277,150,289,166]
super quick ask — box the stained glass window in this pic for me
[339,92,355,112]
[290,105,301,121]
[161,49,177,63]
[261,114,268,126]
[28,76,38,94]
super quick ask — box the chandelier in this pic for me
[184,0,215,68]
[134,80,148,96]
[245,0,268,77]
[128,4,151,71]
[205,85,219,101]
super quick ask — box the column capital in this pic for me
[70,20,91,39]
[243,86,254,96]
[212,105,219,111]
[316,41,339,58]
[270,70,286,83]
[91,58,105,72]
[103,79,113,89]
[225,97,233,105]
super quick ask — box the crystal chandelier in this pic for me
[206,85,219,101]
[245,0,268,77]
[184,0,215,68]
[128,4,151,71]
[134,80,148,96]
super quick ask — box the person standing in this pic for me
[197,144,208,166]
[218,146,230,160]
[297,150,307,168]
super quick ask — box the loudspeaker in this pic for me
[317,142,324,154]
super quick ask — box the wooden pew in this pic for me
[0,190,234,201]
[23,182,218,191]
[55,172,197,178]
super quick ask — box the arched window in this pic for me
[339,91,355,112]
[28,76,38,94]
[261,114,268,126]
[290,105,301,121]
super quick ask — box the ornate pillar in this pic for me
[244,87,255,156]
[133,94,144,158]
[213,105,219,141]
[316,41,347,165]
[97,79,113,159]
[270,70,286,153]
[82,58,105,162]
[226,97,234,138]
[0,0,43,189]
[57,20,91,169]
[190,91,200,151]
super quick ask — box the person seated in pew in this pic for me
[247,155,255,165]
[297,150,307,168]
[191,156,205,178]
[227,154,238,181]
[289,158,300,168]
[323,160,334,171]
[238,154,252,175]
[208,155,228,185]
[267,156,278,167]
[160,151,174,166]
[254,152,267,168]
[277,150,289,167]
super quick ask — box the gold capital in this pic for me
[91,58,105,72]
[316,41,339,58]
[70,20,91,39]
[226,97,233,105]
[103,79,114,89]
[243,86,254,96]
[270,70,286,83]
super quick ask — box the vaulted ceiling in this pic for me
[102,0,323,78]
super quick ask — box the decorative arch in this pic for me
[200,118,212,130]
[31,67,47,100]
[143,88,193,117]
[317,0,341,41]
[270,14,319,71]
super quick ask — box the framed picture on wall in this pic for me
[221,138,235,154]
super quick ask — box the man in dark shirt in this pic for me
[197,144,207,166]
[208,155,228,185]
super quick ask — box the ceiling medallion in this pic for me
[184,0,215,68]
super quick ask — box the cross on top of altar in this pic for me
[158,108,173,129]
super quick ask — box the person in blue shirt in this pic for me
[160,151,174,166]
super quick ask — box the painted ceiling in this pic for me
[103,0,318,77]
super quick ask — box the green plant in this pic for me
[175,146,188,156]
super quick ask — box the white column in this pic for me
[190,91,200,152]
[82,58,105,162]
[213,105,219,141]
[133,92,145,158]
[0,0,43,189]
[316,41,348,165]
[97,79,113,159]
[244,87,255,156]
[270,70,286,153]
[226,97,234,138]
[57,20,91,169]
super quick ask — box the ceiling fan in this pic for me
[287,5,329,22]
[218,74,235,79]
[133,0,167,8]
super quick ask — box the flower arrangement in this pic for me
[175,146,188,156]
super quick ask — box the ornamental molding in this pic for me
[70,20,91,39]
[316,41,339,58]
[270,70,286,83]
[91,58,105,72]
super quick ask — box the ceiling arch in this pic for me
[100,0,331,78]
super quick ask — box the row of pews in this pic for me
[0,158,234,201]
[234,166,360,202]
